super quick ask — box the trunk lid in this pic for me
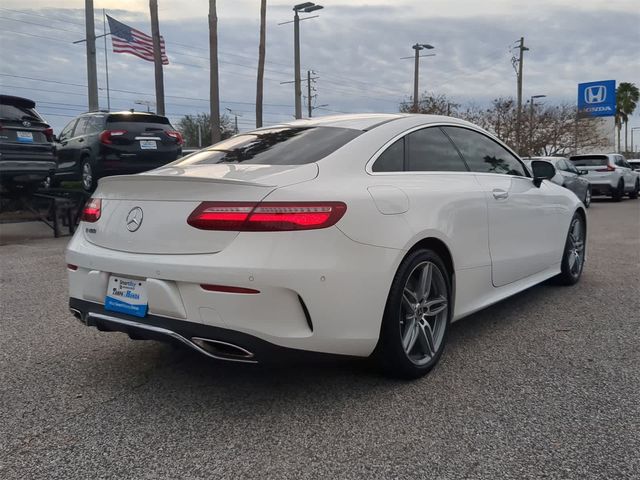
[84,163,318,254]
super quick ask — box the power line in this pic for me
[1,80,295,108]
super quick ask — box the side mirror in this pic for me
[531,160,556,187]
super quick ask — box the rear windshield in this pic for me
[107,113,170,125]
[0,104,43,122]
[172,126,362,166]
[570,156,608,166]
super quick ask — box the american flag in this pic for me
[106,15,169,65]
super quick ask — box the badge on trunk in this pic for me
[126,207,143,232]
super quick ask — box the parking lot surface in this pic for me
[1,199,639,479]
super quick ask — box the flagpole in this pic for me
[103,9,111,111]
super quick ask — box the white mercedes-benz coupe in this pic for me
[67,114,587,378]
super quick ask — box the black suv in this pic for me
[0,95,56,192]
[54,111,183,191]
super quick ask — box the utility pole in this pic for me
[401,44,434,112]
[209,0,221,143]
[307,70,313,117]
[413,46,420,112]
[256,0,267,128]
[293,9,302,119]
[149,0,165,115]
[84,0,99,111]
[513,37,529,153]
[285,3,323,119]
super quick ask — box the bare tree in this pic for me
[256,0,267,128]
[400,92,459,116]
[209,0,221,143]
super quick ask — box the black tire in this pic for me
[611,180,624,202]
[583,186,591,208]
[80,157,97,192]
[375,249,452,379]
[629,180,639,199]
[554,212,586,286]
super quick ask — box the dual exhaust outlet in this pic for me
[70,308,256,363]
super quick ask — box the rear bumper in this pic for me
[0,159,56,183]
[69,298,345,363]
[66,226,402,357]
[589,183,613,195]
[99,149,181,175]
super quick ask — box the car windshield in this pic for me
[172,126,362,166]
[570,156,608,166]
[0,104,43,122]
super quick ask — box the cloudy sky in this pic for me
[1,0,638,145]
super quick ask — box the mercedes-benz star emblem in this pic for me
[126,207,143,232]
[22,120,31,127]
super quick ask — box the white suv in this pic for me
[570,154,639,201]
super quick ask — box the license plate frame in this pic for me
[139,140,157,150]
[104,275,148,318]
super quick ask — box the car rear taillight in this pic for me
[596,165,616,172]
[187,201,347,231]
[43,127,54,142]
[167,130,184,145]
[81,198,102,222]
[99,130,127,144]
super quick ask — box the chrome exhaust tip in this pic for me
[191,337,255,360]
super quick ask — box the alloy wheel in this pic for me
[566,217,585,279]
[400,261,448,366]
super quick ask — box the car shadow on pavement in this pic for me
[85,278,559,406]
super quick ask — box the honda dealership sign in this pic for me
[577,80,616,117]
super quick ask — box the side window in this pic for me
[372,138,404,172]
[59,119,77,141]
[443,126,527,177]
[74,117,90,136]
[564,160,578,174]
[406,127,468,172]
[554,159,567,171]
[85,116,104,134]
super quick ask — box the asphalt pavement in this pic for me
[1,198,639,479]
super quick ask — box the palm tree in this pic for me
[256,0,267,128]
[616,82,639,153]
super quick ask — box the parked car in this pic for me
[67,114,587,379]
[628,159,640,171]
[53,111,183,192]
[569,153,639,201]
[523,156,591,207]
[0,94,56,192]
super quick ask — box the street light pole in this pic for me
[409,43,434,112]
[290,3,323,119]
[293,9,301,119]
[529,94,546,156]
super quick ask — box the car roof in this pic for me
[0,94,36,108]
[256,113,475,132]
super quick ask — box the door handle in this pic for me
[492,189,509,200]
[78,138,84,143]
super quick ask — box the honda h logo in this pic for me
[126,207,143,232]
[584,85,607,104]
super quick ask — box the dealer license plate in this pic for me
[17,131,34,143]
[104,275,148,317]
[140,140,157,150]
